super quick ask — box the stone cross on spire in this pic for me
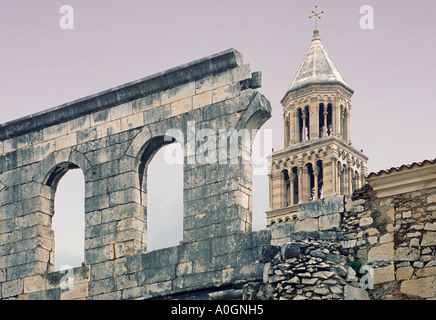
[309,5,324,30]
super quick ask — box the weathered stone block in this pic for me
[110,102,132,120]
[395,247,420,262]
[396,266,414,280]
[88,277,116,296]
[23,275,45,294]
[319,213,341,230]
[343,284,369,300]
[161,82,195,105]
[295,218,318,232]
[401,276,436,299]
[422,231,436,246]
[299,195,344,220]
[282,242,301,259]
[368,243,394,263]
[373,264,395,284]
[61,282,89,300]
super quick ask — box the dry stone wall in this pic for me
[246,184,435,300]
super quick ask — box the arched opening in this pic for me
[297,108,303,142]
[50,164,85,271]
[316,160,324,199]
[138,136,183,252]
[306,163,315,201]
[282,169,290,206]
[327,103,333,136]
[304,106,310,141]
[291,166,299,205]
[319,103,326,138]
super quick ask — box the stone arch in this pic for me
[40,158,87,271]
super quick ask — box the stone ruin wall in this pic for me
[245,184,436,300]
[0,49,435,300]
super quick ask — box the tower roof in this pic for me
[285,29,353,95]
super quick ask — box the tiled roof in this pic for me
[367,158,436,178]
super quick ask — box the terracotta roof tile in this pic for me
[367,158,436,178]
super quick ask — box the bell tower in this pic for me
[266,12,368,226]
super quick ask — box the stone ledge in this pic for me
[0,48,243,140]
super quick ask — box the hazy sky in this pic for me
[1,1,435,268]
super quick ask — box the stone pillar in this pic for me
[289,110,299,144]
[298,165,304,203]
[321,160,333,198]
[268,173,272,209]
[338,162,343,195]
[289,172,295,205]
[313,166,319,200]
[284,115,290,147]
[310,103,319,140]
[302,110,307,142]
[341,108,346,142]
[302,166,310,202]
[348,167,354,194]
[334,104,341,138]
[294,109,300,144]
[271,172,283,210]
[323,109,328,137]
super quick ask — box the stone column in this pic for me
[271,172,283,210]
[310,103,319,140]
[268,173,272,209]
[348,167,353,194]
[298,165,304,203]
[302,166,310,202]
[313,166,319,200]
[323,109,328,137]
[334,104,341,138]
[302,110,307,142]
[338,162,343,195]
[284,115,290,147]
[289,171,295,205]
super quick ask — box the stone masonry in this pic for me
[0,48,435,300]
[0,49,273,299]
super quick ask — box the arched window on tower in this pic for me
[292,166,299,205]
[319,103,326,138]
[306,163,315,201]
[282,169,290,206]
[297,108,303,142]
[304,106,310,141]
[316,160,324,199]
[327,103,333,136]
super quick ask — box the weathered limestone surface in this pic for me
[0,46,435,300]
[0,49,272,300]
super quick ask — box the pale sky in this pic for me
[1,1,435,268]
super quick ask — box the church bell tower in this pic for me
[266,10,368,226]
